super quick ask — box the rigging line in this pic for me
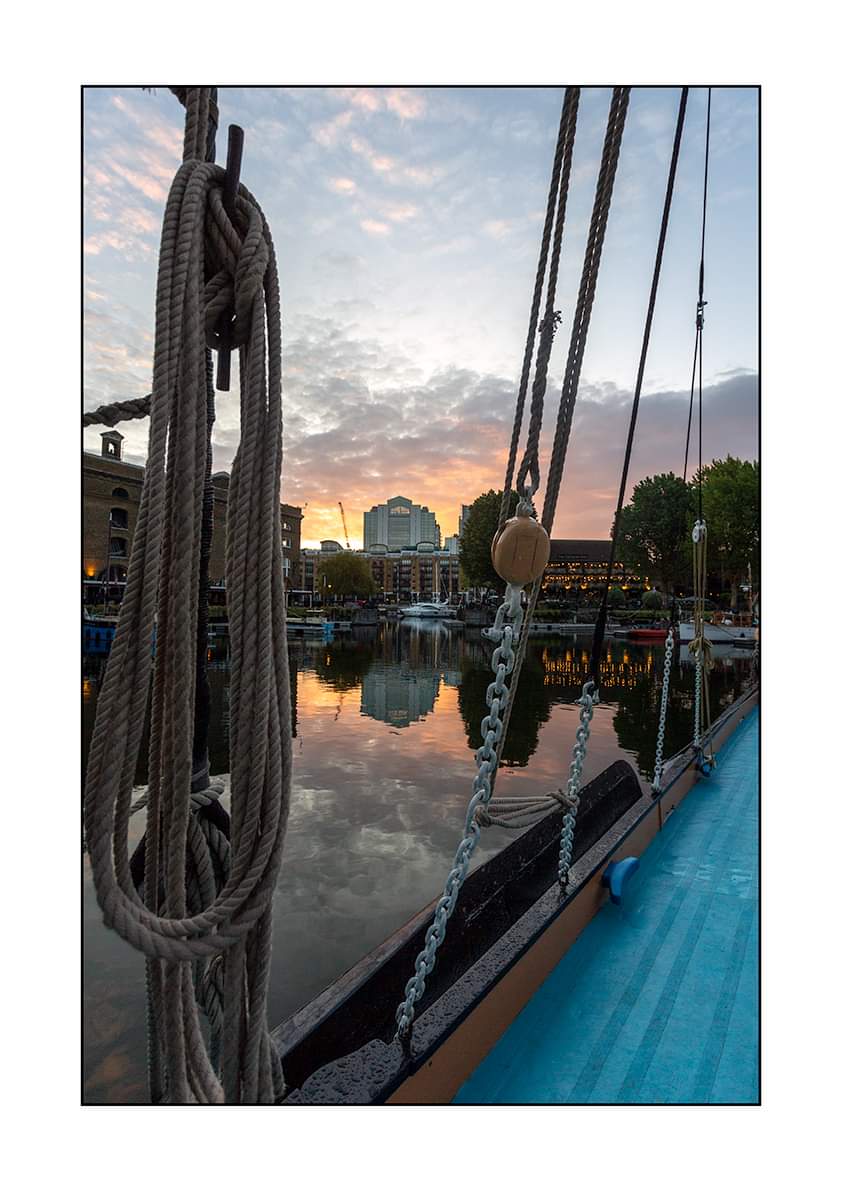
[681,327,699,482]
[590,87,689,685]
[515,88,581,501]
[488,87,630,798]
[499,86,580,529]
[697,86,712,522]
[540,86,630,535]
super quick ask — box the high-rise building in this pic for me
[363,496,440,549]
[458,504,472,537]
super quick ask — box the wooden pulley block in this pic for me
[491,514,551,585]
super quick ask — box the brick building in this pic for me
[83,432,303,602]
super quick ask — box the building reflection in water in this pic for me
[82,627,751,787]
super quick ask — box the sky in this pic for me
[83,85,758,548]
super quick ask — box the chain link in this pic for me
[651,629,674,793]
[395,584,524,1038]
[557,680,598,890]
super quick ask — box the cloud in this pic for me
[327,176,357,195]
[483,219,513,240]
[385,89,426,120]
[360,219,391,236]
[381,202,419,223]
[313,109,354,148]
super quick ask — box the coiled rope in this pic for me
[84,87,293,1104]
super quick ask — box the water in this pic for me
[82,621,752,1103]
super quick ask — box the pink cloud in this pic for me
[385,89,426,120]
[382,202,419,223]
[328,176,357,195]
[360,219,391,237]
[313,110,354,148]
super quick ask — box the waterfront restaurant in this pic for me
[542,539,649,604]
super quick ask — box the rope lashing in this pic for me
[84,87,293,1104]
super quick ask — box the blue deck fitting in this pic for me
[602,857,640,906]
[454,708,758,1105]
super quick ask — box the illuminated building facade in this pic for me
[542,539,649,604]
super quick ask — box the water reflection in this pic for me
[83,622,751,1103]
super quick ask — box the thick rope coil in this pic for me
[84,87,292,1104]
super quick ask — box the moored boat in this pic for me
[398,601,456,619]
[627,626,670,641]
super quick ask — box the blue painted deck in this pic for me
[455,709,758,1104]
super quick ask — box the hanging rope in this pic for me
[497,88,580,532]
[84,87,293,1104]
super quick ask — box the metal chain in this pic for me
[651,629,675,793]
[395,583,524,1038]
[557,680,598,890]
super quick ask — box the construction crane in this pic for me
[338,501,351,550]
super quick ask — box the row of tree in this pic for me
[459,456,759,607]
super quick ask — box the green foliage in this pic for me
[316,552,376,599]
[614,473,694,593]
[607,585,625,608]
[459,489,518,592]
[700,457,760,601]
[642,589,663,610]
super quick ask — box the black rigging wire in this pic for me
[589,87,689,686]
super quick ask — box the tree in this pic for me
[614,473,694,594]
[642,589,663,610]
[459,489,518,593]
[699,457,759,608]
[316,553,376,600]
[607,585,625,608]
